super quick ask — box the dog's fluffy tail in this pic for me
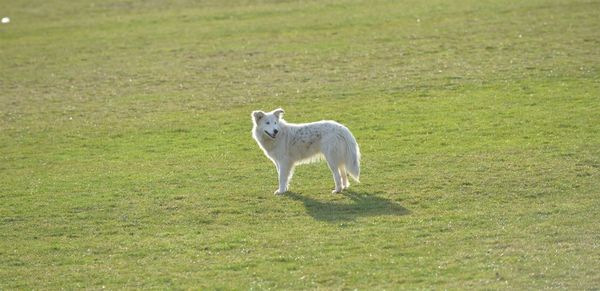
[343,128,361,182]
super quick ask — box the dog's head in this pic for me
[252,108,284,139]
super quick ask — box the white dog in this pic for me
[251,108,360,194]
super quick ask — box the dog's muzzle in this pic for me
[265,129,278,139]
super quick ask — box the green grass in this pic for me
[1,0,599,289]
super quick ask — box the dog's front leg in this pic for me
[275,162,292,195]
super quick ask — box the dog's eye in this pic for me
[275,121,277,124]
[266,122,270,125]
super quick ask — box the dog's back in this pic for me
[282,120,360,181]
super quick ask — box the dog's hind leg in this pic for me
[325,158,343,193]
[339,166,349,190]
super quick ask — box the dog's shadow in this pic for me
[284,190,410,223]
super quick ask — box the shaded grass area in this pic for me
[1,0,599,289]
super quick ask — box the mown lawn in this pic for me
[1,0,599,289]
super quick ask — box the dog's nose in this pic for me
[273,129,279,135]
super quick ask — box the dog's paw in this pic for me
[331,189,342,194]
[274,189,286,195]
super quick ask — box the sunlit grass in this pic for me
[1,0,599,289]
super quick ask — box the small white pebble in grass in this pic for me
[1,17,9,24]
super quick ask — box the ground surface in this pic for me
[1,0,599,289]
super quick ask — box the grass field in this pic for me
[1,0,599,289]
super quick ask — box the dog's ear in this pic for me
[273,108,284,118]
[252,110,265,123]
